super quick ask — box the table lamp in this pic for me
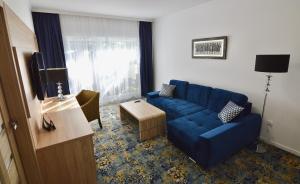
[46,68,68,101]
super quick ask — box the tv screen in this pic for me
[29,52,46,100]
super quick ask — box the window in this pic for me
[60,15,141,105]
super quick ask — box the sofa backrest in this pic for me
[186,84,212,107]
[169,80,189,99]
[207,88,248,112]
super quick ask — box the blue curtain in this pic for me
[139,21,154,96]
[32,12,70,97]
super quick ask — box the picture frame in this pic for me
[192,36,227,59]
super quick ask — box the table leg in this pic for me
[139,114,166,141]
[119,106,126,121]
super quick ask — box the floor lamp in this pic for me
[254,54,290,152]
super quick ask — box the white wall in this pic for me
[154,0,300,155]
[2,0,34,30]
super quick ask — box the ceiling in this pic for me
[30,0,210,20]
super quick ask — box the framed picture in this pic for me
[192,36,227,59]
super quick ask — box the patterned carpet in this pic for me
[91,105,300,184]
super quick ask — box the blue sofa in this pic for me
[147,80,261,168]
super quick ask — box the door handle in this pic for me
[10,120,17,130]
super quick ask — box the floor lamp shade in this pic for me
[255,55,290,73]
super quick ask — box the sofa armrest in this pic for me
[146,91,160,99]
[198,113,261,167]
[244,102,252,115]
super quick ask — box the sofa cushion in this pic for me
[167,110,222,154]
[185,109,223,128]
[208,88,248,113]
[148,97,204,120]
[186,84,212,107]
[169,80,189,99]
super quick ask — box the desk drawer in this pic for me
[37,136,96,184]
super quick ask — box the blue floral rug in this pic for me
[91,105,300,183]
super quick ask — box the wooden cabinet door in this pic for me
[0,122,19,184]
[0,103,20,184]
[0,2,45,183]
[0,3,43,183]
[0,83,25,184]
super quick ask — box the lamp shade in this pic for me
[255,55,290,73]
[46,68,68,83]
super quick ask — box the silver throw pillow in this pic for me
[159,84,176,97]
[218,101,244,123]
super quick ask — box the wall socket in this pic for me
[266,120,273,128]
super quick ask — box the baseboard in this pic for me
[260,136,300,157]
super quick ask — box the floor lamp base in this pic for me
[256,143,267,153]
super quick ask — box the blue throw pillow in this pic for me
[208,88,248,112]
[169,80,189,99]
[186,84,212,107]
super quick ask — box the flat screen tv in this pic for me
[29,52,46,100]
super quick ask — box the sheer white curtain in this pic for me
[60,15,141,105]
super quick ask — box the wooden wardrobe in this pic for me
[0,2,43,184]
[0,2,97,184]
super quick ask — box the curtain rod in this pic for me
[31,8,154,22]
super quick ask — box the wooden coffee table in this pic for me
[119,100,166,141]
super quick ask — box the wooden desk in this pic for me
[36,96,96,184]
